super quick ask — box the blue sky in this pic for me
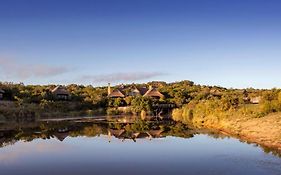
[0,0,281,88]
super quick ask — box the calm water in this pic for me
[0,118,280,175]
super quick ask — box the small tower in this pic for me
[108,83,112,96]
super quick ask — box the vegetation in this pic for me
[1,80,281,154]
[0,120,192,147]
[172,89,281,125]
[171,88,281,152]
[1,80,281,120]
[0,83,108,118]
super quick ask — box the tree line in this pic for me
[0,80,280,118]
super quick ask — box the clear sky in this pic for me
[0,0,281,88]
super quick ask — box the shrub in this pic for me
[106,108,121,115]
[131,96,152,114]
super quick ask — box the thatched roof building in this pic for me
[108,84,164,99]
[108,89,125,98]
[53,132,69,142]
[51,85,70,100]
[143,86,164,98]
[147,130,163,138]
[108,129,164,141]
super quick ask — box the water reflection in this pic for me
[0,117,281,175]
[0,116,280,158]
[0,117,195,146]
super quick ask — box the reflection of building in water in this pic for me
[0,89,5,100]
[0,120,280,158]
[0,131,17,148]
[108,129,125,138]
[147,130,164,138]
[53,132,69,142]
[108,129,163,142]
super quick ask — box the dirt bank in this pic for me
[201,113,281,153]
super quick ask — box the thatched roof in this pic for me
[108,89,125,98]
[0,89,4,94]
[108,84,164,98]
[135,132,150,139]
[51,86,70,95]
[143,87,164,98]
[108,129,125,137]
[147,130,163,137]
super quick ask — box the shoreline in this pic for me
[192,113,281,155]
[218,127,281,154]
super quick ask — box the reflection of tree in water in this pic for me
[0,119,194,144]
[0,119,280,158]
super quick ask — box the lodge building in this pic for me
[107,83,164,99]
[51,85,70,100]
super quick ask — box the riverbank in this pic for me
[215,113,281,153]
[172,108,281,154]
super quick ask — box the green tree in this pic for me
[131,96,152,114]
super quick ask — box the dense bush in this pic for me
[1,81,281,118]
[131,96,152,114]
[259,91,281,116]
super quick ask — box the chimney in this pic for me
[108,83,112,96]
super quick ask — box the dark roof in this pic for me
[51,86,70,95]
[137,87,149,95]
[53,132,69,142]
[131,86,148,95]
[135,132,150,139]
